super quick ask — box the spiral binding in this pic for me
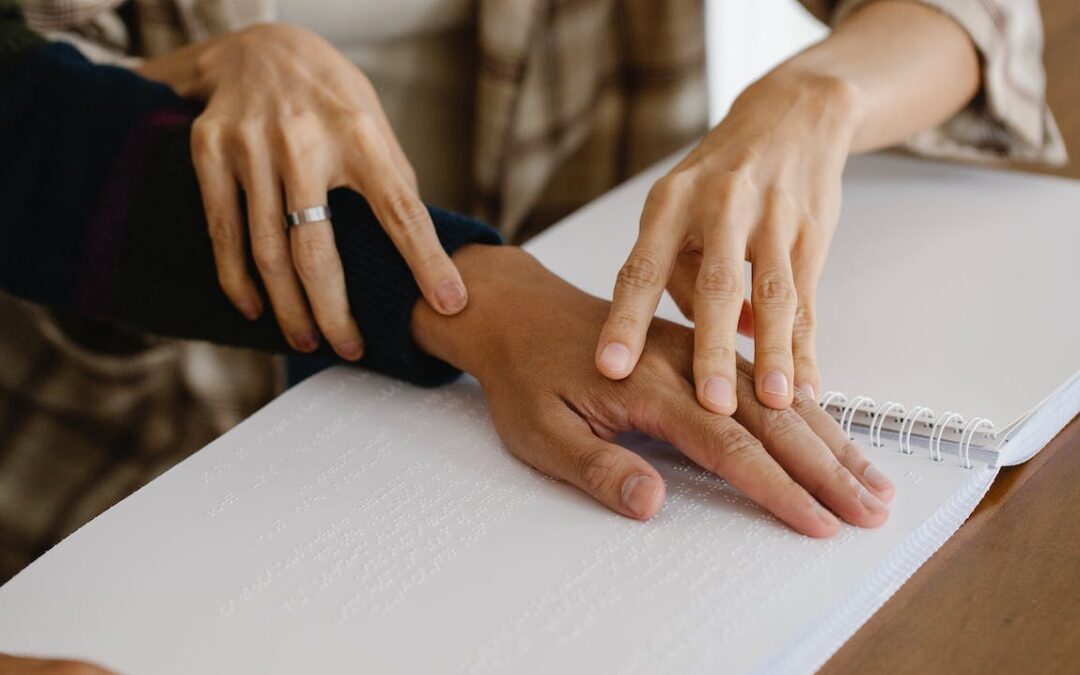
[819,391,996,469]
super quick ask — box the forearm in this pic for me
[765,0,980,153]
[0,35,501,386]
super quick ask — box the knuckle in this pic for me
[234,117,266,148]
[709,424,761,474]
[754,345,794,364]
[252,238,291,276]
[648,171,691,203]
[834,438,864,466]
[190,117,223,153]
[760,406,805,443]
[752,271,797,309]
[382,189,430,235]
[348,114,382,147]
[277,113,322,164]
[576,446,620,495]
[695,342,735,366]
[695,259,743,299]
[617,253,665,291]
[792,302,816,339]
[605,308,645,336]
[207,219,240,249]
[293,234,341,280]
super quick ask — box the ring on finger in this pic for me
[284,205,332,228]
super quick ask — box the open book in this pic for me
[1,154,1078,674]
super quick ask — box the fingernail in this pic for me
[703,377,735,412]
[857,484,888,514]
[291,332,319,352]
[337,340,363,361]
[762,370,789,397]
[436,279,467,313]
[598,342,632,375]
[238,299,261,321]
[813,501,840,528]
[863,463,893,493]
[621,474,662,518]
[797,382,816,401]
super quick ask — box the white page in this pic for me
[0,367,992,674]
[2,152,1073,672]
[527,152,1080,432]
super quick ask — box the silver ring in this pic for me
[284,205,332,228]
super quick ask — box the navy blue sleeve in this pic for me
[0,40,503,387]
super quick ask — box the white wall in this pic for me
[706,0,828,125]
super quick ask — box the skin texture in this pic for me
[596,1,981,414]
[138,23,469,360]
[414,245,895,532]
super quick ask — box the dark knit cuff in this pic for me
[328,192,504,386]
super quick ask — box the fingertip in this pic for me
[699,376,737,415]
[596,341,634,379]
[236,297,263,321]
[620,473,665,520]
[289,331,320,353]
[757,370,793,409]
[335,339,364,361]
[862,462,895,504]
[795,382,817,403]
[432,277,468,315]
[807,501,842,538]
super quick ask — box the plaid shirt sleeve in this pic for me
[802,0,1067,166]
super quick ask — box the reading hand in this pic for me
[413,245,894,536]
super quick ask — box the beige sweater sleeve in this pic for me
[800,0,1067,165]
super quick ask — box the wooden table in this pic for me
[822,415,1080,673]
[824,3,1080,671]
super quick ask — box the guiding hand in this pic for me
[597,72,861,413]
[415,246,893,536]
[146,23,467,359]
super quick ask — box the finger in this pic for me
[749,237,797,409]
[596,176,688,380]
[280,161,364,361]
[691,229,747,416]
[236,131,319,352]
[653,383,840,537]
[370,106,419,193]
[791,251,822,401]
[347,121,467,316]
[667,250,699,321]
[733,371,889,528]
[791,388,896,504]
[191,119,262,320]
[507,406,666,520]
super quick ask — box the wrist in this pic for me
[746,67,866,151]
[411,245,546,380]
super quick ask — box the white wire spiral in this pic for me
[840,396,876,440]
[817,391,994,466]
[929,411,965,463]
[869,401,906,449]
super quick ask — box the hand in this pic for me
[597,71,861,415]
[0,653,114,675]
[415,246,894,536]
[139,23,467,359]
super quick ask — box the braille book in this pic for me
[1,153,1078,674]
